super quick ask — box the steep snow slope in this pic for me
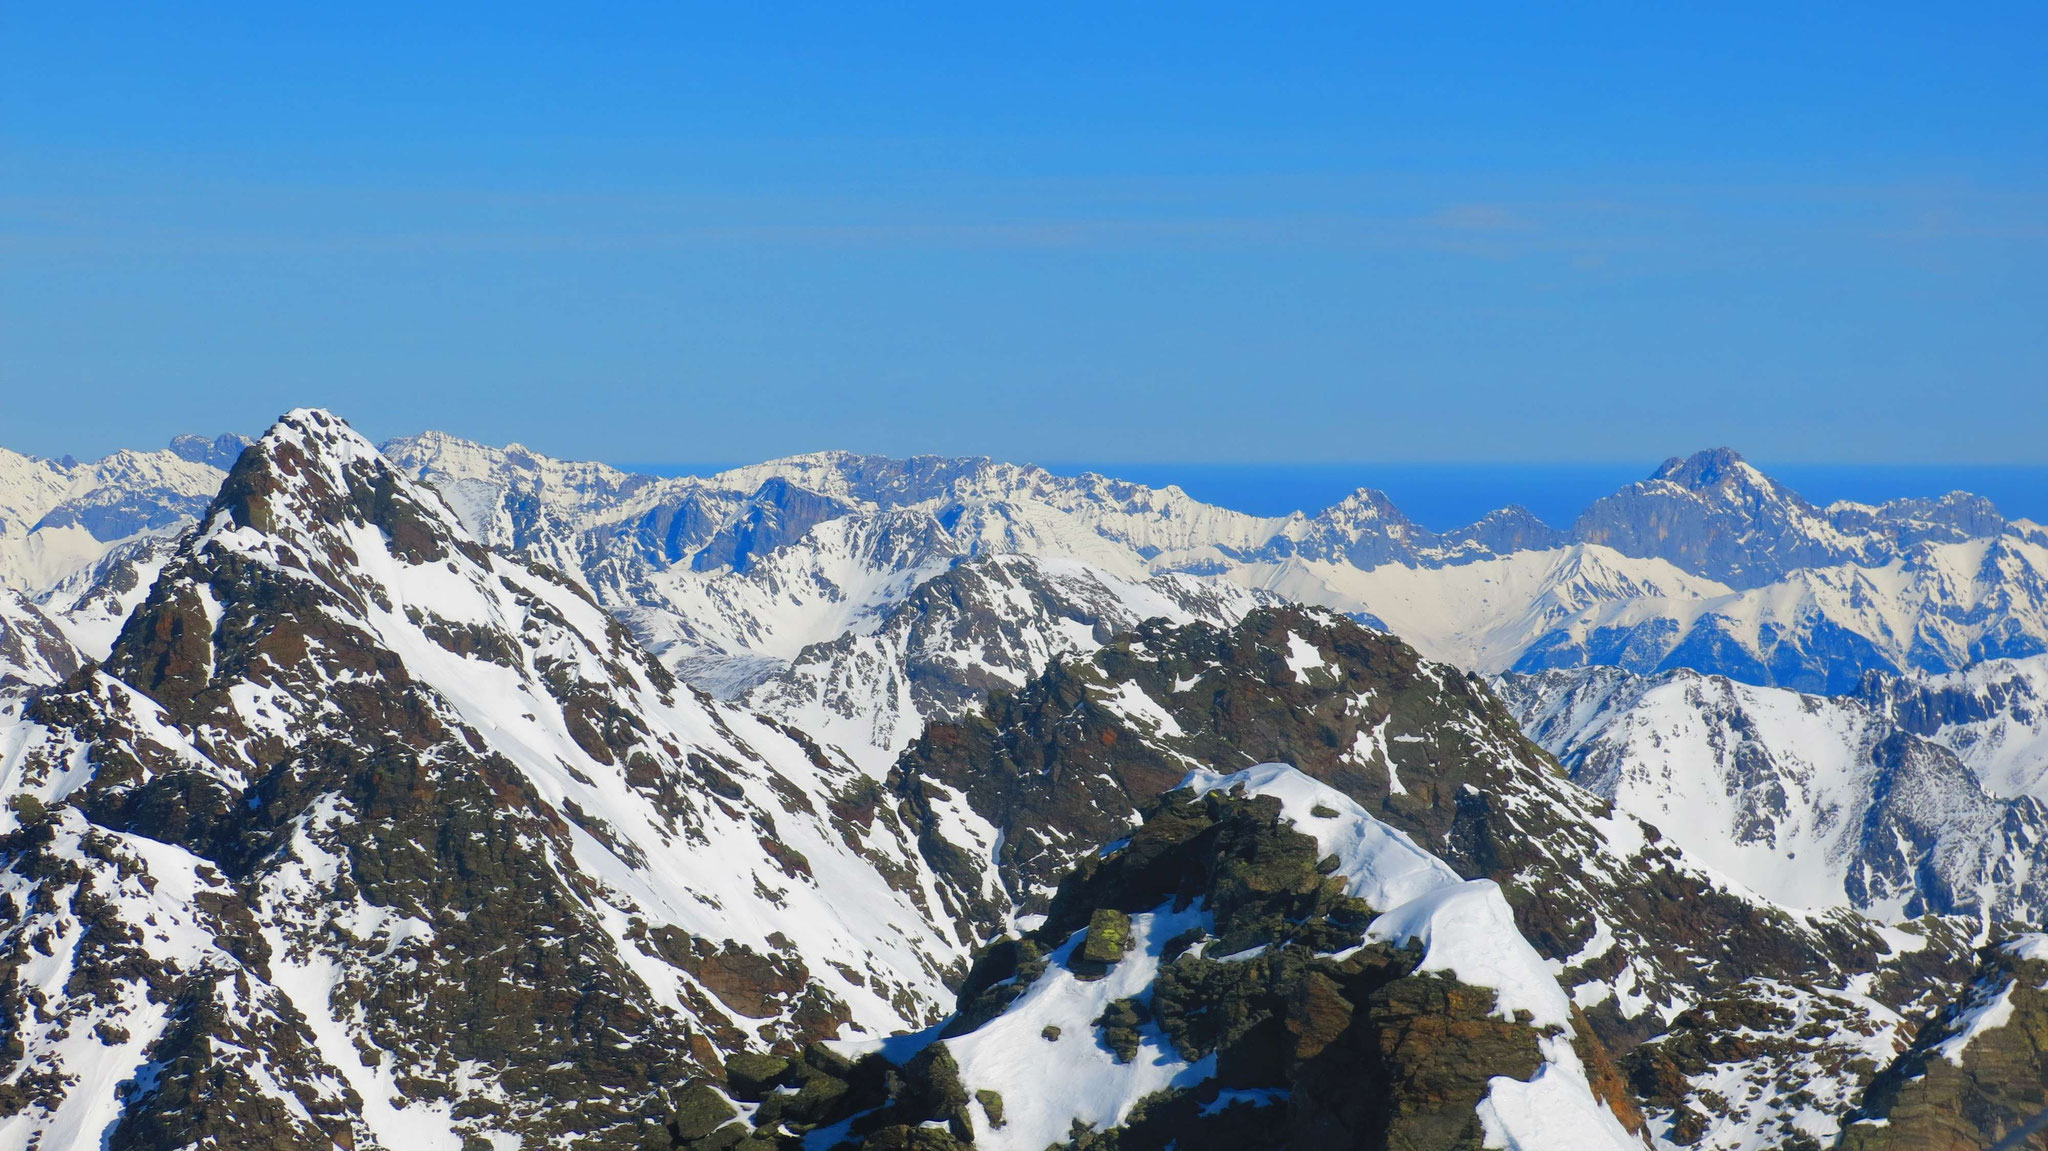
[1501,665,2048,924]
[0,411,990,1150]
[748,553,1269,773]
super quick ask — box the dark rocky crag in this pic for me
[696,782,1641,1150]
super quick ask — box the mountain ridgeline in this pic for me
[1,411,2047,1149]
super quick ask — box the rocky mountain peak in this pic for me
[1573,447,1845,587]
[1649,446,1772,495]
[167,432,254,471]
[205,407,466,560]
[3,408,986,1148]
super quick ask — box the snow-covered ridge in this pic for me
[372,433,2048,694]
[1162,765,1642,1149]
[1500,663,2048,924]
[15,426,2048,697]
[0,442,229,593]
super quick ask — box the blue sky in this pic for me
[4,2,2044,464]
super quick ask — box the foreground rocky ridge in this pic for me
[702,765,1645,1151]
[878,606,2002,1147]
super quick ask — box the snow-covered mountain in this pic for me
[16,429,2048,702]
[9,410,2048,1149]
[1500,663,2048,925]
[374,435,2048,698]
[0,412,987,1150]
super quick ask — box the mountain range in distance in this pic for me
[11,430,2048,702]
[7,410,2048,1149]
[584,459,2048,536]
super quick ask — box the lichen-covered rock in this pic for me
[1075,908,1133,978]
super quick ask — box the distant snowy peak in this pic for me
[380,433,2034,599]
[220,429,2048,697]
[167,431,254,470]
[1574,446,2021,589]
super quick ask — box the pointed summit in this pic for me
[205,407,471,562]
[1571,448,1848,587]
[8,410,973,1146]
[1651,446,1769,492]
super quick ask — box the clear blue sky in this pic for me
[4,2,2044,464]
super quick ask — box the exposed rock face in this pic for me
[730,767,1643,1151]
[894,609,1933,1043]
[0,411,978,1150]
[0,592,78,699]
[1838,936,2048,1150]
